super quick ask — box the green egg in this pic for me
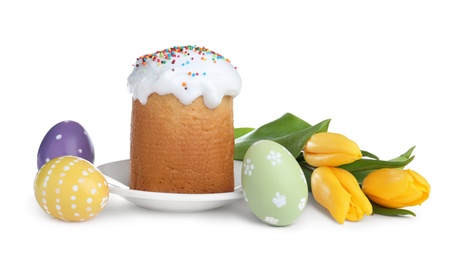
[241,140,309,226]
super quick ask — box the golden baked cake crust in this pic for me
[130,93,234,193]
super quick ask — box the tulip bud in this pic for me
[311,167,372,224]
[362,168,430,208]
[303,132,362,167]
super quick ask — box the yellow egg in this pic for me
[34,156,109,222]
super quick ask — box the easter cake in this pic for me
[127,45,242,194]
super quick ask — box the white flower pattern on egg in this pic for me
[272,192,286,208]
[264,216,279,225]
[243,158,254,176]
[298,197,307,211]
[266,150,282,166]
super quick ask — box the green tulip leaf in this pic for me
[340,147,414,172]
[390,146,416,163]
[234,113,330,160]
[297,146,416,188]
[362,150,379,160]
[234,127,254,139]
[371,201,416,217]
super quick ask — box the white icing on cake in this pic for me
[127,46,242,109]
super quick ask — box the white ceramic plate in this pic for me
[97,159,244,212]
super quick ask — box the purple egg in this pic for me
[37,120,95,169]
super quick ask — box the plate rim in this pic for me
[97,159,244,206]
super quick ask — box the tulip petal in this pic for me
[332,168,373,217]
[362,168,410,200]
[390,170,430,206]
[347,197,366,222]
[408,169,431,194]
[304,132,361,157]
[366,194,406,208]
[303,132,362,167]
[389,185,424,206]
[311,167,350,224]
[362,168,431,208]
[304,153,361,167]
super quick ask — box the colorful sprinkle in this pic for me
[134,45,236,69]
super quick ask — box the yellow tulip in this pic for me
[303,132,362,167]
[311,166,372,224]
[362,168,430,208]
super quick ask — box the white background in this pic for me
[1,0,451,259]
